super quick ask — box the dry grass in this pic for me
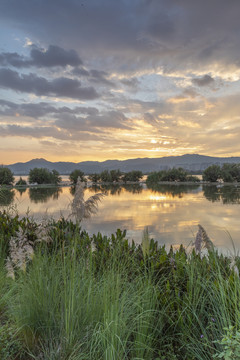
[194,224,214,255]
[71,177,105,222]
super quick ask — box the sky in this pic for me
[1,0,240,164]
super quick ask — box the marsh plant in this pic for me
[214,326,240,359]
[194,224,214,254]
[70,177,105,222]
[1,209,240,359]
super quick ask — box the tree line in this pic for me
[0,167,143,185]
[69,169,143,184]
[202,163,240,182]
[2,163,239,185]
[146,168,200,184]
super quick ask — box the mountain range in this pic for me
[3,154,240,175]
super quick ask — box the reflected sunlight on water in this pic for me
[1,184,240,251]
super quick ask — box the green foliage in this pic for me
[203,165,221,182]
[0,322,23,360]
[221,163,240,183]
[0,167,14,185]
[110,169,122,182]
[203,163,240,183]
[122,170,143,182]
[1,213,240,359]
[89,170,143,183]
[28,168,61,184]
[69,169,86,184]
[99,169,112,182]
[15,177,27,186]
[214,326,240,359]
[147,168,199,183]
[88,173,101,183]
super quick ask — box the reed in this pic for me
[0,212,240,359]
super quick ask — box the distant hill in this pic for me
[4,154,240,175]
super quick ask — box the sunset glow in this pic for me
[1,1,240,164]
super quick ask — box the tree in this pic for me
[88,173,101,183]
[16,177,27,186]
[0,167,14,185]
[202,165,221,182]
[28,168,61,184]
[100,170,112,182]
[221,163,240,182]
[122,170,143,182]
[51,170,62,185]
[110,169,122,182]
[69,169,86,184]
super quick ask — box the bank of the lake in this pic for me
[0,212,239,359]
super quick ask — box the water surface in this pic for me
[1,184,240,251]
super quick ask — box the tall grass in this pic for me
[0,211,240,358]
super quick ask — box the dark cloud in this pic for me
[55,110,132,131]
[1,0,240,73]
[71,67,115,87]
[0,99,99,118]
[0,68,100,100]
[0,52,27,68]
[0,45,82,68]
[120,77,139,88]
[0,124,101,141]
[192,75,215,87]
[30,45,82,67]
[71,67,90,76]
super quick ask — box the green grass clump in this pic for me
[0,212,240,359]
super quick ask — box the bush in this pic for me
[88,173,101,183]
[146,168,199,183]
[202,165,221,182]
[122,170,143,182]
[28,168,61,185]
[69,169,86,184]
[0,168,14,185]
[15,177,27,186]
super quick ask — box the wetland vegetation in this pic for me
[0,208,240,359]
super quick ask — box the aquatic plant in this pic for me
[71,177,105,222]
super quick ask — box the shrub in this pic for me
[28,168,61,185]
[146,168,199,183]
[69,169,86,184]
[202,165,221,182]
[15,177,27,186]
[0,167,14,185]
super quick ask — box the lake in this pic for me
[1,183,240,252]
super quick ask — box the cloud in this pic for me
[192,75,215,87]
[1,0,240,75]
[0,45,82,68]
[0,68,100,100]
[30,45,82,67]
[0,100,99,118]
[71,67,116,87]
[120,77,139,88]
[0,124,101,141]
[55,110,132,131]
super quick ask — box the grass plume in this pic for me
[71,177,105,222]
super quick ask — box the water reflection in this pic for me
[89,184,143,195]
[15,187,27,196]
[29,187,62,203]
[0,189,15,206]
[147,184,201,198]
[203,185,240,204]
[0,184,240,250]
